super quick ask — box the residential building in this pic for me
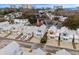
[47,26,79,43]
[47,25,59,40]
[34,24,47,39]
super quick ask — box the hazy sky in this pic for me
[0,4,79,8]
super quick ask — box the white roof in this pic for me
[74,33,79,40]
[60,27,69,33]
[23,48,46,55]
[35,24,46,32]
[34,25,46,37]
[0,24,12,30]
[70,30,79,39]
[76,28,79,34]
[25,26,35,33]
[59,16,67,21]
[56,49,71,55]
[31,48,46,55]
[0,41,21,55]
[49,25,57,32]
[0,21,9,26]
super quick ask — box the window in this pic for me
[50,36,54,39]
[63,33,67,36]
[63,38,68,40]
[37,34,41,36]
[38,30,41,32]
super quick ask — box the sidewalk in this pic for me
[46,39,79,50]
[29,37,40,44]
[46,39,58,47]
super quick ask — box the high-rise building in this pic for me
[10,5,16,8]
[53,6,63,10]
[21,4,32,9]
[10,4,32,9]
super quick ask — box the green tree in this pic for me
[28,14,37,24]
[40,32,47,44]
[0,8,17,15]
[63,14,79,30]
[22,9,38,24]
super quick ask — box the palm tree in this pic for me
[58,33,61,46]
[72,34,76,49]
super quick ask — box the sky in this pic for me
[0,4,79,8]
